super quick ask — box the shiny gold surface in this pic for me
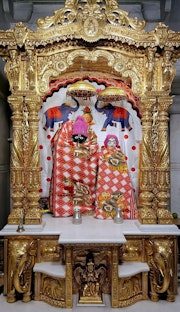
[34,272,66,307]
[97,86,127,102]
[0,1,180,307]
[118,272,149,307]
[6,238,37,303]
[145,237,177,302]
[122,238,144,262]
[66,80,96,97]
[1,234,178,307]
[73,246,111,304]
[0,0,179,224]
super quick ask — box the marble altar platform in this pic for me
[1,213,180,238]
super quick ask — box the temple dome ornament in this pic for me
[97,86,127,102]
[36,0,146,33]
[66,80,96,98]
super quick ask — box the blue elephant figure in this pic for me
[43,98,79,131]
[95,101,132,131]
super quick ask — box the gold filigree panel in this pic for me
[122,238,144,262]
[37,237,62,262]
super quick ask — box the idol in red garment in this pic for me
[95,134,138,220]
[50,116,98,217]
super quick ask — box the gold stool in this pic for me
[118,261,149,307]
[33,261,66,308]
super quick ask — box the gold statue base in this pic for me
[79,293,103,305]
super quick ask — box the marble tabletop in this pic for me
[1,213,180,245]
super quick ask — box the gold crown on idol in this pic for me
[66,80,96,98]
[97,86,127,102]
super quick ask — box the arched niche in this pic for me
[0,0,180,225]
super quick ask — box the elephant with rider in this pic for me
[95,101,132,131]
[43,98,79,131]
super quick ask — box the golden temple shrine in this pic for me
[0,0,180,309]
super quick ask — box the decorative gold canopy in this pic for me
[66,81,96,98]
[97,86,127,102]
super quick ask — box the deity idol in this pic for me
[50,116,98,217]
[95,134,138,220]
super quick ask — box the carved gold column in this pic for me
[156,96,173,224]
[155,47,175,223]
[111,245,119,308]
[138,97,157,224]
[24,95,42,224]
[65,246,73,308]
[139,95,174,224]
[8,95,24,224]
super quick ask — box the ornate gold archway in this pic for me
[0,0,180,225]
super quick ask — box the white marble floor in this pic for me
[0,287,180,312]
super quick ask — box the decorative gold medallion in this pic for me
[83,17,99,40]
